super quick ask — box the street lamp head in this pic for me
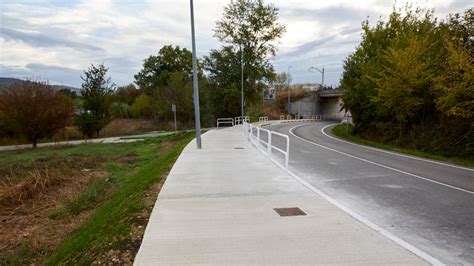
[309,66,322,73]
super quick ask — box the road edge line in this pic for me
[285,167,444,266]
[290,124,474,195]
[321,124,473,172]
[250,123,443,265]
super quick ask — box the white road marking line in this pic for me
[252,136,445,265]
[289,124,474,195]
[320,123,473,172]
[285,168,445,266]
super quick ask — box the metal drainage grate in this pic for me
[273,207,306,217]
[234,147,244,149]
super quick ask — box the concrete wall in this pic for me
[288,91,343,117]
[289,92,319,116]
[320,97,344,116]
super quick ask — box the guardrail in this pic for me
[243,121,289,169]
[277,113,344,122]
[258,116,268,125]
[234,116,250,125]
[217,118,234,127]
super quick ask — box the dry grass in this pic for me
[0,131,193,264]
[98,118,160,137]
[0,155,102,208]
[262,88,311,118]
[0,144,124,264]
[0,166,108,264]
[0,118,162,146]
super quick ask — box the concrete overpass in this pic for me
[289,89,343,117]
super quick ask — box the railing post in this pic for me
[267,131,272,156]
[257,127,260,148]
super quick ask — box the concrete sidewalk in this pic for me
[134,126,427,265]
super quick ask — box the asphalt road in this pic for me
[265,121,474,265]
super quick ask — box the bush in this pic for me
[0,81,75,147]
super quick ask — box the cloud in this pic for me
[0,27,104,52]
[281,27,361,58]
[281,6,376,24]
[1,0,473,88]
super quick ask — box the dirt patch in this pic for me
[119,152,139,165]
[0,155,108,264]
[155,140,177,157]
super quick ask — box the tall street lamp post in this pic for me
[240,45,244,118]
[309,66,325,87]
[190,0,201,149]
[287,65,292,115]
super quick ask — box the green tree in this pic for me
[435,10,473,120]
[110,102,131,118]
[131,94,156,119]
[135,45,194,98]
[207,0,285,117]
[371,36,431,139]
[134,45,199,123]
[204,47,242,117]
[274,72,288,91]
[114,83,140,105]
[77,64,115,137]
[340,6,473,156]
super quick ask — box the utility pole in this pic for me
[309,66,325,87]
[190,0,201,149]
[240,44,244,118]
[287,65,292,115]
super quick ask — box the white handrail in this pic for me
[258,116,268,125]
[217,118,234,127]
[235,116,250,125]
[234,116,242,125]
[243,121,289,169]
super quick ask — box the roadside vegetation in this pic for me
[0,0,287,147]
[332,124,474,167]
[340,6,473,158]
[0,1,287,263]
[0,132,194,264]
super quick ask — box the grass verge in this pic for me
[0,131,195,264]
[45,132,194,265]
[332,124,474,167]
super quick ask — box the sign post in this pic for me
[345,110,352,135]
[172,104,177,132]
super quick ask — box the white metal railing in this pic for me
[217,118,234,127]
[235,116,242,125]
[258,116,268,125]
[277,113,344,122]
[243,121,289,169]
[234,116,250,125]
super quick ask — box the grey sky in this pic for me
[0,0,471,87]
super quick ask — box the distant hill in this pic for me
[0,77,23,90]
[0,77,81,95]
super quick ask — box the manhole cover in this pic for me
[234,147,244,149]
[273,207,306,217]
